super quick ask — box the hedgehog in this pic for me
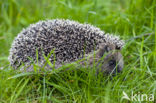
[8,19,124,74]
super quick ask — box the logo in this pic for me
[122,91,154,101]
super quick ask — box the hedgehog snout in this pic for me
[112,52,124,74]
[111,61,123,74]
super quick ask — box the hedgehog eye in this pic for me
[108,60,116,66]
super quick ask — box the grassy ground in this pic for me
[0,0,156,102]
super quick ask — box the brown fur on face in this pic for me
[83,43,124,75]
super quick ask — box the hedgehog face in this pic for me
[96,43,124,75]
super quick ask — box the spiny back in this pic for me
[9,19,124,69]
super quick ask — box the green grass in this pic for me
[0,0,156,102]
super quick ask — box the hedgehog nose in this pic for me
[112,66,122,75]
[117,66,122,73]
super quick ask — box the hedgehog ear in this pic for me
[115,46,121,50]
[98,43,112,57]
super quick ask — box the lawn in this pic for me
[0,0,156,102]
